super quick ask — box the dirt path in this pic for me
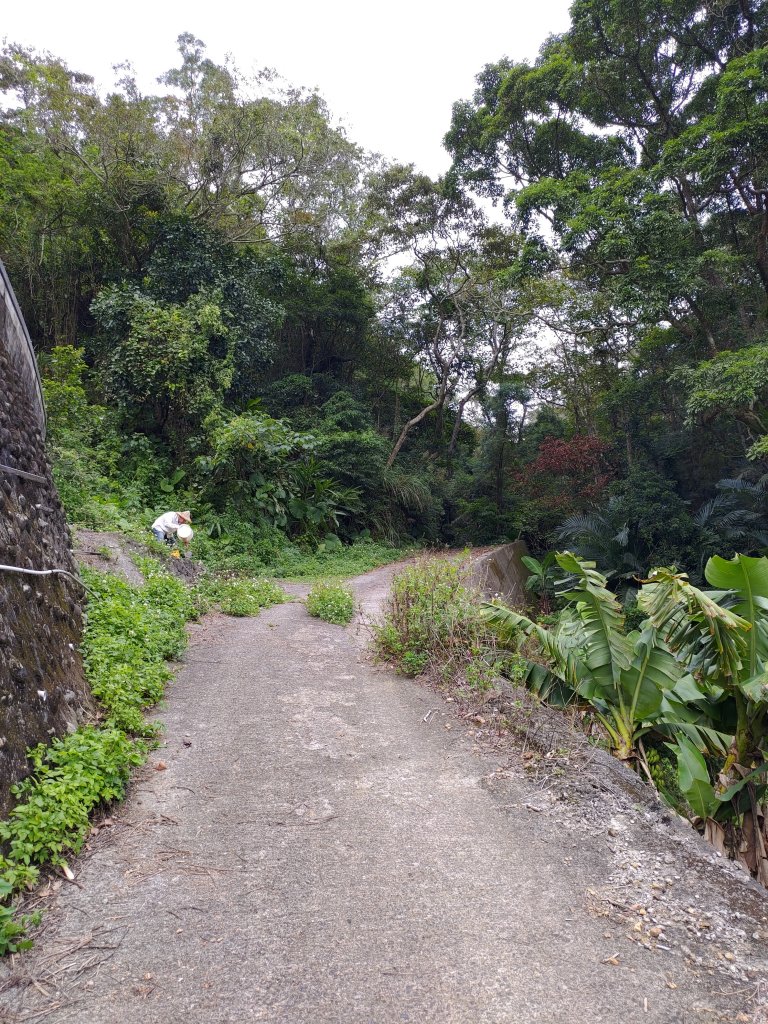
[1,563,766,1023]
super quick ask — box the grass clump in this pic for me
[195,575,286,617]
[306,581,356,625]
[373,557,504,690]
[0,557,195,953]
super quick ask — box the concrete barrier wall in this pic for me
[468,540,532,608]
[0,262,45,438]
[0,265,91,816]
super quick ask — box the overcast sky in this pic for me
[3,0,572,177]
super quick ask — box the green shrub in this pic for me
[306,582,356,625]
[0,728,144,877]
[373,557,504,690]
[42,347,173,532]
[445,497,517,546]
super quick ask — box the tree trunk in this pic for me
[386,398,442,469]
[495,404,509,511]
[446,391,477,477]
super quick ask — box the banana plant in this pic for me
[520,552,561,614]
[638,554,768,884]
[638,556,768,763]
[482,552,682,764]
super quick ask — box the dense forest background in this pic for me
[2,1,767,579]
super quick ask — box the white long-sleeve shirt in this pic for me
[152,511,182,535]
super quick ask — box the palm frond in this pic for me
[694,494,733,526]
[717,477,767,495]
[382,471,431,512]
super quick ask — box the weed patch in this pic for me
[373,557,507,692]
[306,582,355,625]
[195,575,285,617]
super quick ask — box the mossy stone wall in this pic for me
[0,269,92,817]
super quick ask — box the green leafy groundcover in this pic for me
[82,559,194,736]
[306,581,356,625]
[0,559,194,953]
[270,539,410,580]
[194,575,285,617]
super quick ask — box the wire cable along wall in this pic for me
[0,259,93,817]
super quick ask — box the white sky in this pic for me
[2,0,572,177]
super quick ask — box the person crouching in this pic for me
[151,510,192,547]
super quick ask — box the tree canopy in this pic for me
[1,14,766,570]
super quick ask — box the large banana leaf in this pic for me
[519,661,582,707]
[668,734,718,819]
[555,552,632,690]
[705,554,768,677]
[481,602,585,691]
[620,625,681,721]
[638,569,750,685]
[657,693,733,756]
[739,668,768,702]
[717,761,768,803]
[671,672,725,705]
[480,602,584,705]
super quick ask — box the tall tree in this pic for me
[367,167,530,468]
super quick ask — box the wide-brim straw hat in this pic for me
[178,510,192,523]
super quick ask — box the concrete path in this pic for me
[1,563,766,1023]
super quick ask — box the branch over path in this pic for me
[1,562,766,1023]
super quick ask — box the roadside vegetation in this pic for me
[3,0,768,938]
[374,558,512,693]
[82,561,194,735]
[194,576,285,617]
[306,582,356,625]
[0,560,198,951]
[376,551,768,888]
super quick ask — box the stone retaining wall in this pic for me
[468,540,531,607]
[0,263,45,437]
[0,266,91,817]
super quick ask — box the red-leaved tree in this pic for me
[516,435,613,527]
